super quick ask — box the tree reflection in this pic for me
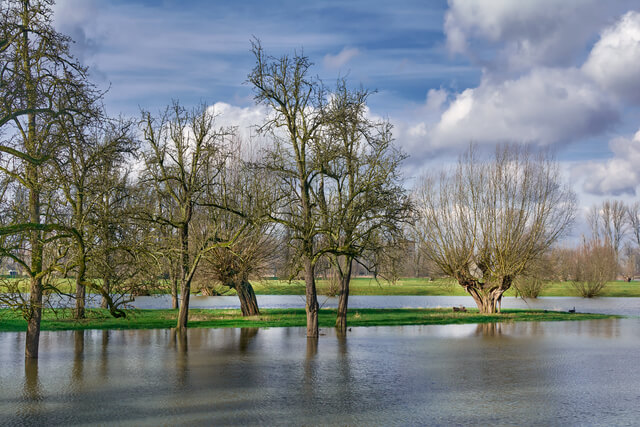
[239,328,259,352]
[475,323,503,336]
[72,330,85,385]
[100,330,109,379]
[303,336,319,401]
[23,358,41,402]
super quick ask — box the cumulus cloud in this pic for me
[583,11,640,104]
[397,8,640,160]
[206,102,271,146]
[323,47,360,69]
[575,130,640,196]
[428,68,618,150]
[444,0,635,72]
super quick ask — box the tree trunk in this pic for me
[74,248,86,319]
[177,279,191,329]
[176,223,190,330]
[25,276,42,359]
[466,286,506,314]
[170,276,179,310]
[74,275,86,319]
[25,165,42,359]
[335,258,353,333]
[235,279,260,316]
[100,275,110,309]
[304,258,319,337]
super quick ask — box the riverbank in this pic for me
[0,308,617,332]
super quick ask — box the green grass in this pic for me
[252,277,640,297]
[0,307,617,332]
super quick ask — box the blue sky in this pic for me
[52,0,640,214]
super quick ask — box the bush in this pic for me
[514,276,547,298]
[570,239,618,298]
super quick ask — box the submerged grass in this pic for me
[0,308,616,332]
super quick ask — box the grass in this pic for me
[252,277,640,297]
[0,307,617,332]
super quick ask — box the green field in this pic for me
[252,277,640,298]
[0,307,617,332]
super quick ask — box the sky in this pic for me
[51,0,640,230]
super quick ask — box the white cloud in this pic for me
[206,102,270,144]
[396,67,618,155]
[393,9,640,160]
[575,130,640,196]
[323,47,360,69]
[444,0,635,72]
[583,11,640,104]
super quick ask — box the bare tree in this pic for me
[54,118,135,319]
[248,40,327,337]
[587,200,628,260]
[619,243,639,282]
[570,238,618,297]
[414,145,575,313]
[318,81,411,333]
[627,201,640,248]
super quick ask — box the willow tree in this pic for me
[318,81,411,333]
[248,41,327,337]
[414,145,575,313]
[197,142,276,316]
[0,0,99,358]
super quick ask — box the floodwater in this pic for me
[1,318,640,426]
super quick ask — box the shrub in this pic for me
[570,239,618,298]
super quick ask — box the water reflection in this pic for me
[239,328,259,352]
[72,330,84,386]
[23,358,40,402]
[1,319,639,425]
[475,322,502,336]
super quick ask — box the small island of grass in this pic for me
[0,308,618,332]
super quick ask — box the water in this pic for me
[1,319,639,425]
[131,294,640,316]
[2,295,639,425]
[17,293,640,317]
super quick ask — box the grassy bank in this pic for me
[0,308,616,332]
